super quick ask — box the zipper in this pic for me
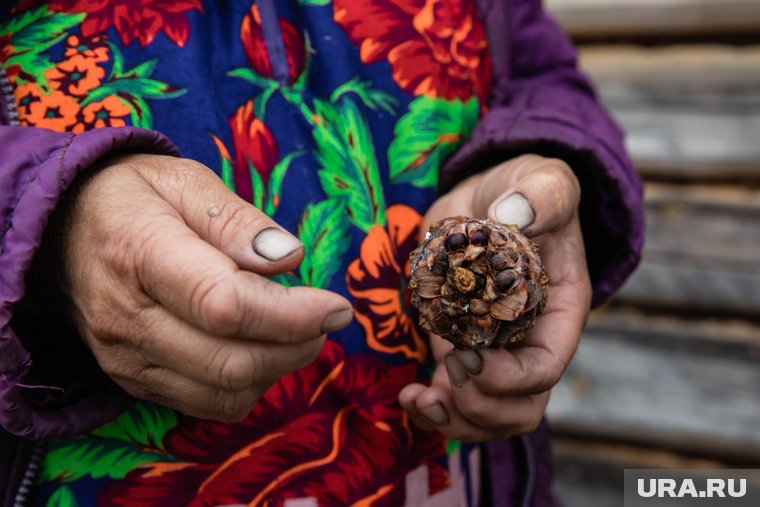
[12,443,42,507]
[255,0,291,87]
[0,64,20,126]
[519,435,535,507]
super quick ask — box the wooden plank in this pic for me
[546,0,760,38]
[554,439,730,507]
[546,310,760,461]
[578,46,760,180]
[616,183,760,314]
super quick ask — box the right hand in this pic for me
[60,153,353,421]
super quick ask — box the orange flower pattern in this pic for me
[6,13,183,133]
[73,95,130,133]
[64,34,109,62]
[16,83,80,130]
[347,205,429,362]
[46,54,105,96]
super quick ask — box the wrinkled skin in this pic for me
[399,154,591,442]
[57,154,353,421]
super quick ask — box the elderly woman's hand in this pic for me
[59,154,352,421]
[399,155,591,441]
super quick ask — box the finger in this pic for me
[126,305,326,390]
[398,383,437,432]
[410,379,548,441]
[446,286,583,398]
[116,365,271,422]
[126,154,304,274]
[429,333,454,365]
[474,155,581,236]
[137,219,353,341]
[445,370,549,436]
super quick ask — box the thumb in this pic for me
[124,154,304,275]
[478,155,580,237]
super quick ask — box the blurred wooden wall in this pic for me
[542,1,760,505]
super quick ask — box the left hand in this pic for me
[398,154,591,442]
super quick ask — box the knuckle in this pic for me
[193,274,243,336]
[543,160,580,207]
[132,364,160,387]
[248,285,302,343]
[213,201,253,245]
[210,346,256,391]
[534,355,567,393]
[518,411,543,435]
[279,287,318,341]
[87,310,123,343]
[97,351,133,381]
[539,368,563,392]
[100,231,138,280]
[457,396,489,423]
[476,374,510,397]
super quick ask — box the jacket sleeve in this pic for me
[441,0,645,307]
[0,125,179,439]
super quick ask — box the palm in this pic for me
[399,155,591,441]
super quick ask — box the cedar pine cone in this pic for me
[409,216,548,349]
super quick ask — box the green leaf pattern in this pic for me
[0,7,84,89]
[313,98,386,232]
[45,486,79,507]
[388,96,479,188]
[39,403,178,484]
[298,199,351,289]
[1,6,185,129]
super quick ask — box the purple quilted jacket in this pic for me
[0,0,644,505]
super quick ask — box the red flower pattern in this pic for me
[227,99,279,204]
[47,0,203,47]
[347,205,429,362]
[241,4,306,85]
[0,33,21,81]
[334,0,492,103]
[98,340,447,506]
[0,34,12,65]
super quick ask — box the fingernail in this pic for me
[321,308,354,334]
[493,193,535,230]
[253,228,302,261]
[420,402,449,426]
[445,353,469,388]
[455,349,483,375]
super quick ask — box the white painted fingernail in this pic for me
[252,228,302,261]
[493,193,535,230]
